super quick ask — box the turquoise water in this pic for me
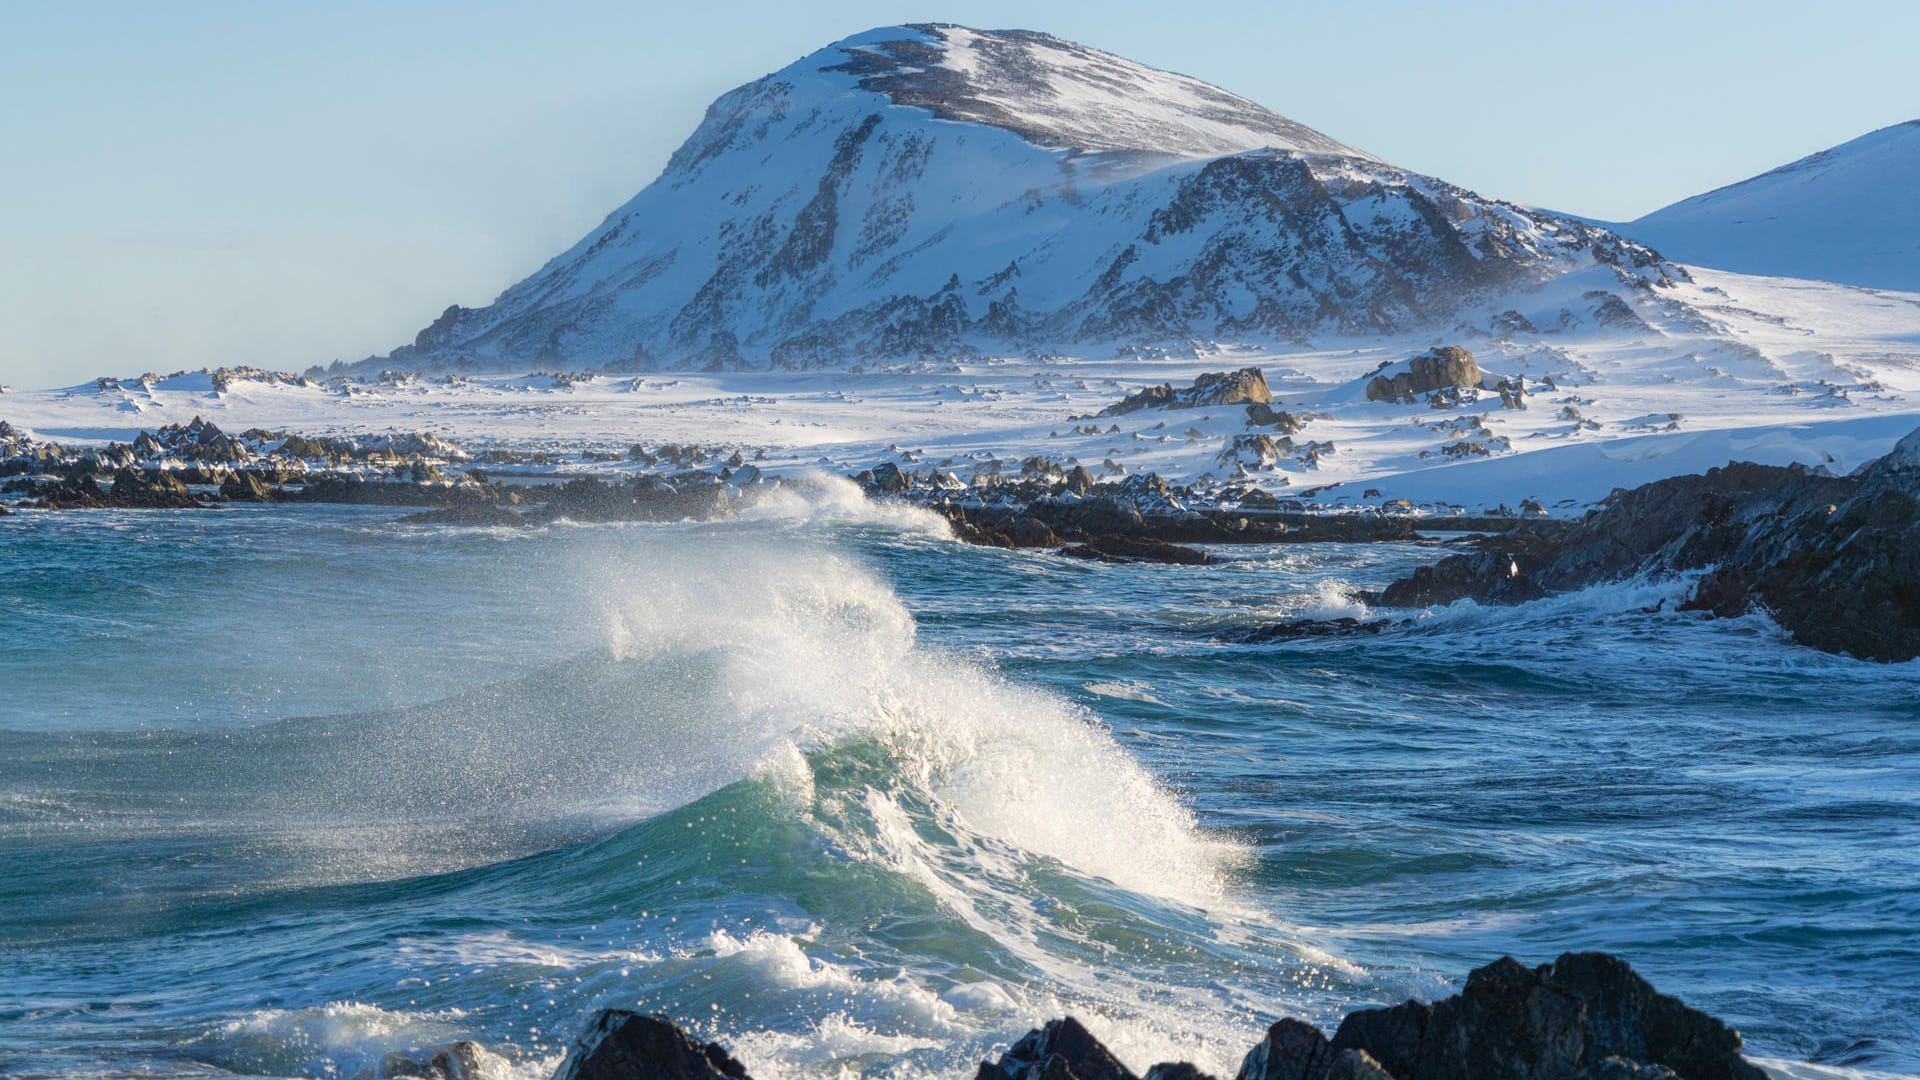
[2,494,1916,1079]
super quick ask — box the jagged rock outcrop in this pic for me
[1364,347,1483,404]
[1100,368,1273,417]
[1375,425,1920,661]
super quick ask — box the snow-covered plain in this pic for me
[7,266,1917,515]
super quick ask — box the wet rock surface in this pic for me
[1373,426,1920,661]
[556,1011,750,1080]
[542,952,1765,1080]
[1226,617,1391,643]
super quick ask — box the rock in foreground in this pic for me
[556,1011,750,1080]
[547,952,1765,1080]
[1238,952,1765,1080]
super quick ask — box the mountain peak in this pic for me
[810,23,1369,161]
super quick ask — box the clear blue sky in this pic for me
[2,0,1914,389]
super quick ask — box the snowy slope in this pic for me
[1622,120,1920,292]
[367,23,1676,374]
[14,267,1917,515]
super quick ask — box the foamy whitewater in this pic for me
[1,498,1916,1079]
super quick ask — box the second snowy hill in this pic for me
[1621,120,1920,294]
[372,24,1675,372]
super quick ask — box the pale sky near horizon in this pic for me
[2,1,1914,390]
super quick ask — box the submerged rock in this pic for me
[556,1010,751,1080]
[1061,534,1213,565]
[376,1040,504,1080]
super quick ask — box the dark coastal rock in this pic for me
[549,951,1764,1080]
[530,476,738,524]
[1364,347,1482,404]
[284,476,452,507]
[1060,535,1213,565]
[1236,953,1762,1080]
[1098,368,1272,417]
[1375,527,1565,608]
[1012,515,1064,548]
[977,1017,1137,1080]
[945,509,1016,548]
[868,461,909,494]
[1374,427,1920,661]
[1050,496,1147,536]
[220,471,277,503]
[556,1010,751,1080]
[109,468,203,509]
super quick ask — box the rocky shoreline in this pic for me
[5,412,1916,659]
[1363,425,1920,662]
[383,952,1770,1080]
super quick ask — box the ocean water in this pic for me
[2,483,1917,1080]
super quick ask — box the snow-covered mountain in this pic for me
[369,23,1676,373]
[1620,120,1920,293]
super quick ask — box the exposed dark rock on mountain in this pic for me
[1374,425,1920,661]
[555,1011,750,1080]
[350,25,1676,374]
